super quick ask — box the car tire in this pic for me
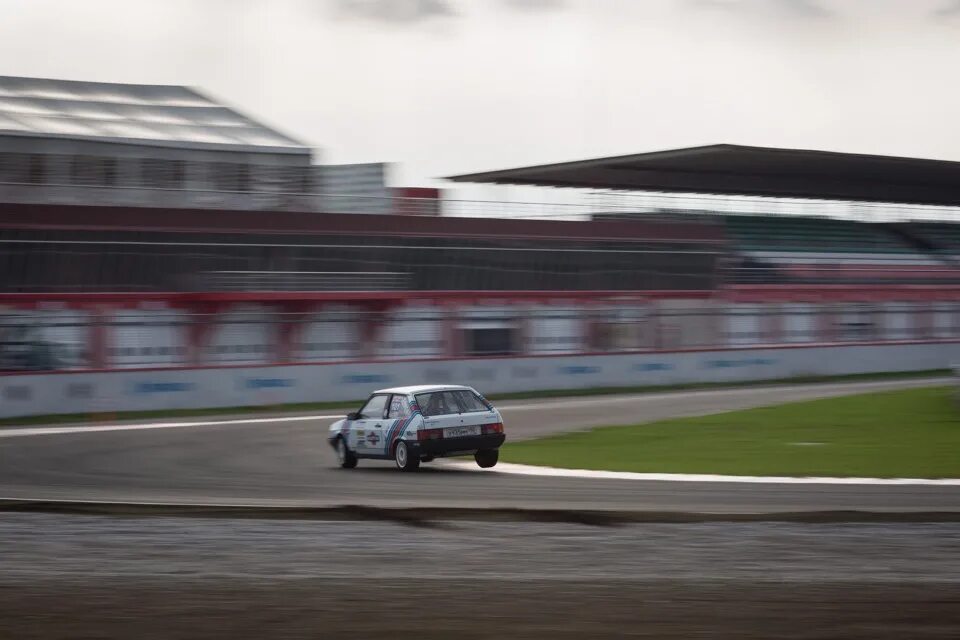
[336,437,358,469]
[475,449,499,469]
[394,440,420,472]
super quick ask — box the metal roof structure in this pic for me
[0,75,308,154]
[446,144,960,207]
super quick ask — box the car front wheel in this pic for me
[394,440,420,472]
[475,449,499,469]
[336,437,358,469]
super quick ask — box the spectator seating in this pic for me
[724,215,960,283]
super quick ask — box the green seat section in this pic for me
[724,215,917,255]
[905,223,960,252]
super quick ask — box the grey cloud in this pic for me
[934,1,960,17]
[688,0,831,18]
[502,0,567,10]
[688,0,740,10]
[332,0,456,23]
[781,0,830,17]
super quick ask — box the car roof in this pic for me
[373,384,473,395]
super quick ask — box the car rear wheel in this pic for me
[336,437,358,469]
[394,440,420,472]
[475,449,499,469]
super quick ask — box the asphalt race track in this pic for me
[4,377,960,640]
[2,377,959,515]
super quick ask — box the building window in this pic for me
[140,158,185,189]
[255,165,312,194]
[0,153,46,184]
[70,156,116,186]
[464,328,516,356]
[209,162,250,192]
[294,166,312,193]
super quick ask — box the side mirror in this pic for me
[346,412,360,421]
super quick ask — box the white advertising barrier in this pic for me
[0,342,956,419]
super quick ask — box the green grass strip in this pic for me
[502,386,960,478]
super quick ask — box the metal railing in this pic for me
[731,264,960,284]
[0,240,722,293]
[8,171,960,222]
[193,271,411,292]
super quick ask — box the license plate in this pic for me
[443,425,481,438]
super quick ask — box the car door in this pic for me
[352,393,389,456]
[382,394,415,456]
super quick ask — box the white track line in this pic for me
[0,377,947,440]
[0,414,345,439]
[0,390,801,438]
[497,378,950,412]
[438,461,960,486]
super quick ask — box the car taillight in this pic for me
[417,428,444,442]
[482,422,504,435]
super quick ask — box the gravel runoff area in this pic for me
[2,514,959,639]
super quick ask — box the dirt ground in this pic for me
[3,579,960,640]
[2,515,959,639]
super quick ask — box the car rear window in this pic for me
[451,390,489,413]
[415,390,490,416]
[416,391,458,416]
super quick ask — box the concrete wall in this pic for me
[0,341,954,419]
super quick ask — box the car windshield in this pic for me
[415,390,490,416]
[357,394,388,419]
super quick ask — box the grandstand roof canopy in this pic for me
[447,144,960,207]
[0,75,308,154]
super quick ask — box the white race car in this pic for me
[328,384,506,471]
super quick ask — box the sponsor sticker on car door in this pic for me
[354,394,388,455]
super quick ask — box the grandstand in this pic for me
[0,203,723,293]
[455,146,960,286]
[2,81,960,373]
[902,222,960,256]
[723,215,958,284]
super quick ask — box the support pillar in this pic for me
[185,302,222,365]
[514,302,530,356]
[88,306,109,369]
[275,302,310,363]
[357,302,391,359]
[816,302,835,343]
[442,301,461,358]
[760,303,784,345]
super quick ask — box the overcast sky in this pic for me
[2,0,960,191]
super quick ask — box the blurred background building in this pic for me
[2,75,960,375]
